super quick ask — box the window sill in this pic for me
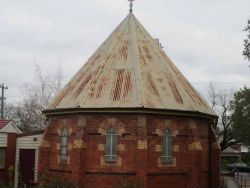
[161,156,173,164]
[60,159,68,165]
[104,155,117,163]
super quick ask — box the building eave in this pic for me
[43,107,218,121]
[17,130,44,138]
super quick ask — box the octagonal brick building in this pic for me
[39,12,220,188]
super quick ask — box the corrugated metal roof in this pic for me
[0,119,11,129]
[47,13,216,116]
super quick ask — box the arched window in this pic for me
[105,127,117,162]
[60,128,68,162]
[162,129,173,163]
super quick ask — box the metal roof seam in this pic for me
[46,13,216,116]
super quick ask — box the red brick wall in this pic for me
[39,113,220,188]
[210,127,221,188]
[0,133,16,183]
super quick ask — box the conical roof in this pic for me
[47,13,215,116]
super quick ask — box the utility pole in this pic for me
[0,83,8,119]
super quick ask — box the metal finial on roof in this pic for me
[129,0,135,13]
[48,12,216,117]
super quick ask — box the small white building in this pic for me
[0,119,22,183]
[0,119,22,134]
[14,131,43,188]
[0,132,8,169]
[0,119,44,187]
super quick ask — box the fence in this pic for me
[221,168,250,188]
[221,172,228,188]
[234,168,250,188]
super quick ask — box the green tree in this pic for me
[243,19,250,61]
[231,87,250,146]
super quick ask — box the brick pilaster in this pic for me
[210,126,221,188]
[136,115,147,187]
[72,116,87,186]
[188,120,203,188]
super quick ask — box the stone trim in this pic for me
[73,140,86,149]
[155,145,162,152]
[98,143,125,152]
[98,144,105,151]
[137,140,147,150]
[56,143,60,150]
[100,156,122,167]
[40,140,51,148]
[78,117,86,127]
[118,144,125,152]
[173,145,179,152]
[158,157,176,167]
[68,143,72,150]
[188,142,202,151]
[155,145,179,152]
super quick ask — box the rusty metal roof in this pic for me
[0,119,10,129]
[47,13,216,116]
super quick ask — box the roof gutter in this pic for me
[43,107,218,121]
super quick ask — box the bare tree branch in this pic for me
[6,64,63,132]
[207,83,235,151]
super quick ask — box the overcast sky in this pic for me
[0,0,250,102]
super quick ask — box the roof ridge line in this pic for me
[46,13,216,116]
[129,14,143,107]
[78,14,133,107]
[132,14,169,108]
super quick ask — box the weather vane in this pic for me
[129,0,135,13]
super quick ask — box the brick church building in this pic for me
[39,5,220,188]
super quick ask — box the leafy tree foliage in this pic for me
[231,87,250,146]
[208,85,250,150]
[243,19,250,61]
